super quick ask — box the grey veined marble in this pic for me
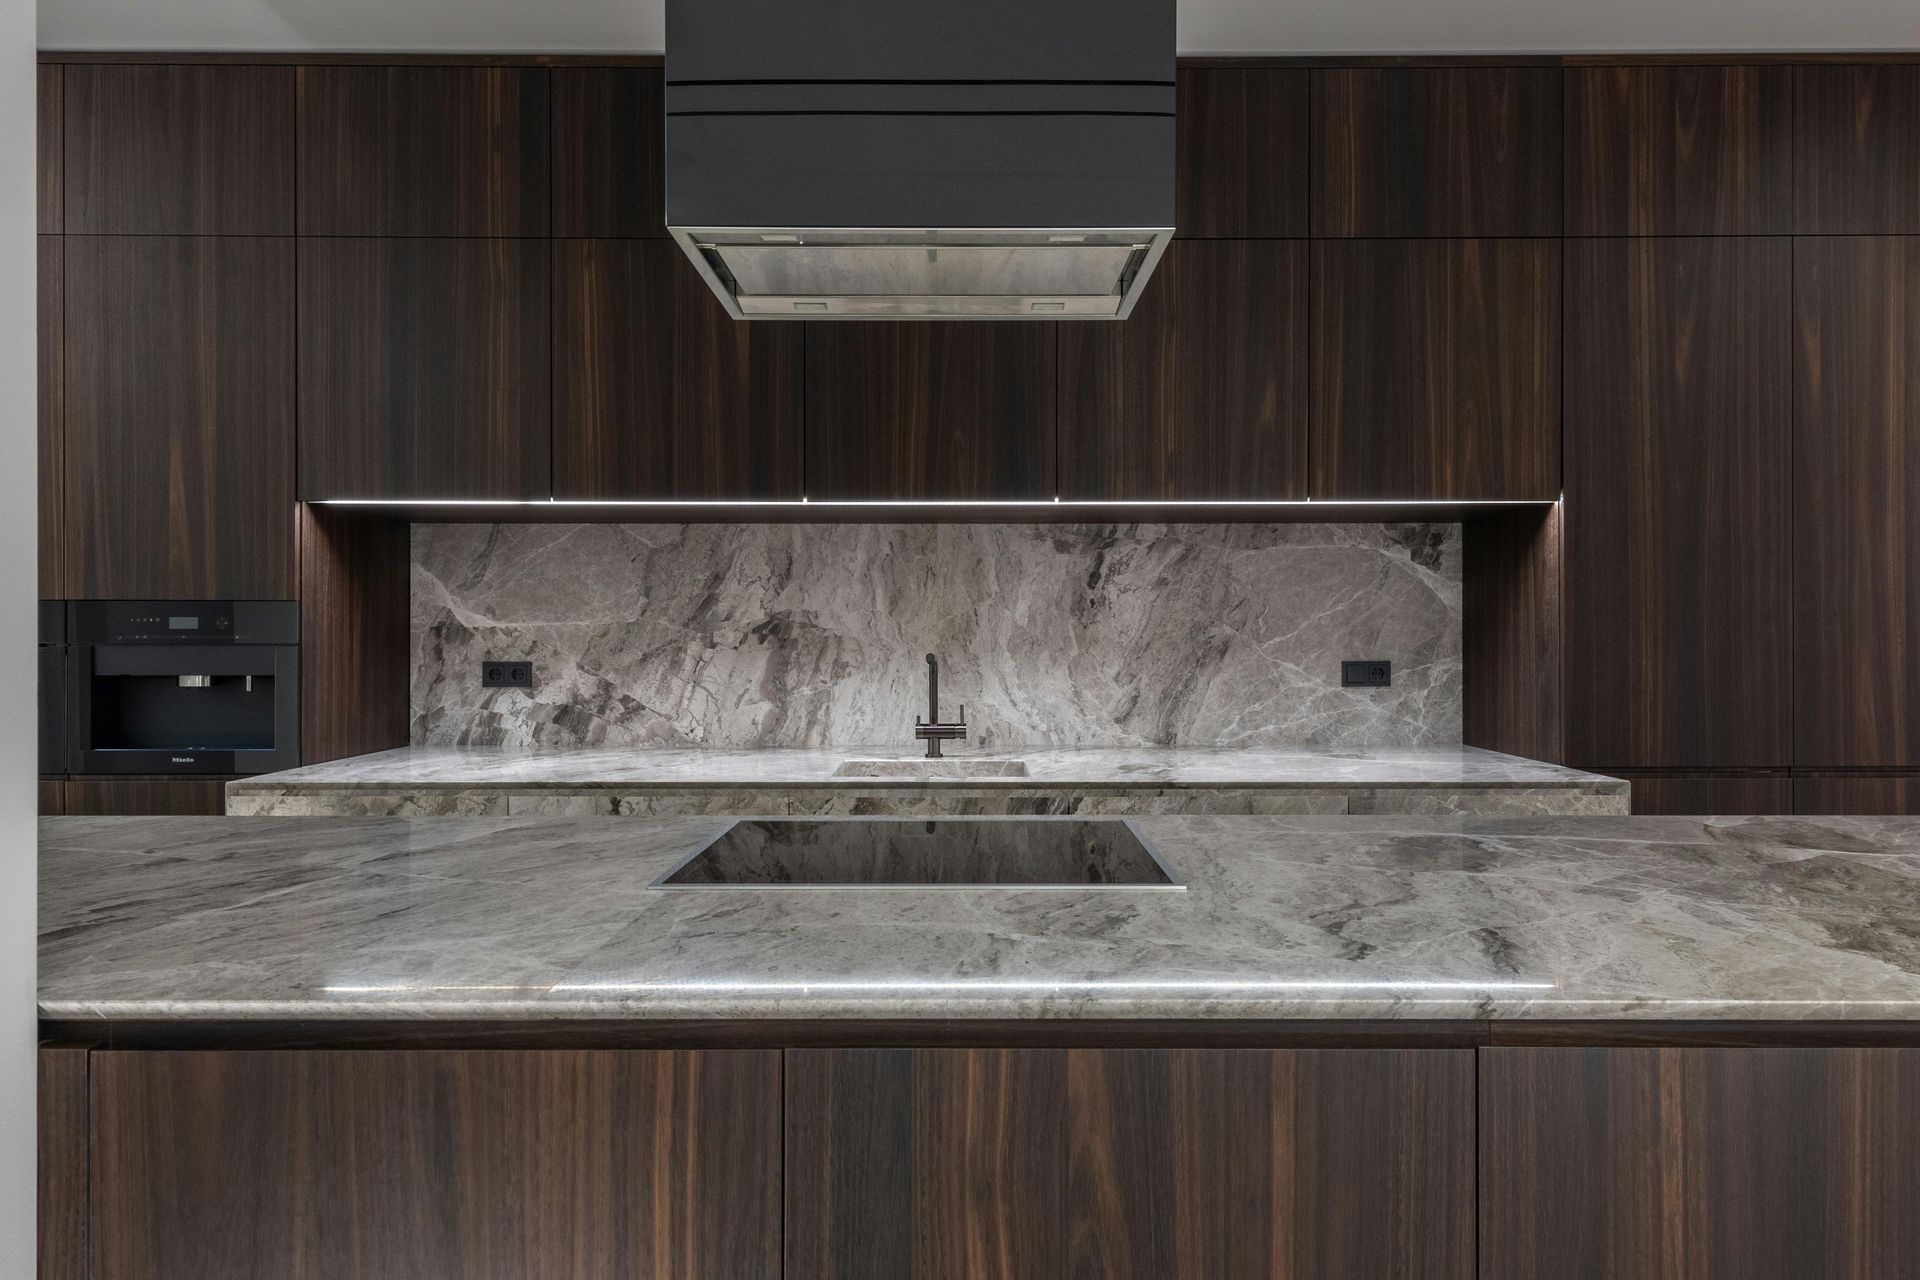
[411,522,1462,751]
[38,813,1920,1022]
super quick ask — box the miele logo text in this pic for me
[171,757,194,764]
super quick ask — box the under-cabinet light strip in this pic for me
[312,496,1563,509]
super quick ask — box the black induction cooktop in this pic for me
[654,817,1183,889]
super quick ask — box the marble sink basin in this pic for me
[831,759,1030,780]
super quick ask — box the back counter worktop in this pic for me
[223,744,1629,818]
[39,811,1920,1025]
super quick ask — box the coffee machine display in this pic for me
[66,601,299,775]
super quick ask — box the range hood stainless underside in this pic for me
[671,228,1174,320]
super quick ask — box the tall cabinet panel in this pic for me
[1564,237,1792,768]
[38,235,62,600]
[1058,240,1307,500]
[297,238,551,500]
[63,236,295,599]
[551,67,667,238]
[553,239,802,499]
[1794,237,1920,769]
[805,323,1056,500]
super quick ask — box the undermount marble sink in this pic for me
[831,758,1030,779]
[655,817,1182,888]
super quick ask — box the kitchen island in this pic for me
[224,743,1630,818]
[41,813,1920,1278]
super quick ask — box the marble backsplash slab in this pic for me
[411,522,1462,750]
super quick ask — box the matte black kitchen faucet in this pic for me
[914,653,968,758]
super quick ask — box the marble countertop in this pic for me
[226,745,1625,792]
[40,813,1920,1023]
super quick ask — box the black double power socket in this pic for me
[481,661,534,690]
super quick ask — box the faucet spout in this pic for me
[926,653,939,725]
[914,652,967,758]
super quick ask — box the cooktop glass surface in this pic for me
[655,818,1182,889]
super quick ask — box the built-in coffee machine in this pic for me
[58,601,299,775]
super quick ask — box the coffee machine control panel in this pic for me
[69,601,298,645]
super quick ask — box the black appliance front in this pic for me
[68,601,299,775]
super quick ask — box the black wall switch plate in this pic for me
[481,660,534,689]
[1342,660,1391,688]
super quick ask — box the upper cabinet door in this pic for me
[297,66,550,236]
[1564,238,1793,769]
[1058,239,1307,500]
[1312,238,1561,501]
[805,323,1056,500]
[64,64,294,235]
[554,239,802,499]
[1565,65,1792,235]
[552,68,667,238]
[1794,66,1920,234]
[298,238,550,500]
[1313,67,1562,237]
[37,66,60,232]
[64,236,295,599]
[1794,237,1920,768]
[1175,68,1308,237]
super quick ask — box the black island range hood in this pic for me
[664,0,1175,320]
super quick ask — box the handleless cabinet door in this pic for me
[1564,237,1792,769]
[554,238,802,499]
[297,237,551,500]
[1793,774,1920,815]
[1794,66,1920,234]
[1313,67,1562,238]
[1482,1048,1920,1279]
[37,65,60,232]
[63,235,295,599]
[552,67,667,238]
[805,322,1056,500]
[1565,65,1792,236]
[298,66,550,236]
[38,235,62,599]
[786,1048,1474,1280]
[1059,239,1307,500]
[64,64,294,235]
[1176,68,1309,238]
[1311,238,1560,500]
[91,1050,782,1280]
[1794,237,1920,768]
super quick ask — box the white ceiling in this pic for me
[37,0,1920,54]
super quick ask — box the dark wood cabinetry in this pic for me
[298,237,551,500]
[1793,237,1920,769]
[1058,240,1307,500]
[38,235,62,600]
[805,323,1055,500]
[1565,65,1792,235]
[1794,774,1920,815]
[63,235,294,599]
[552,68,666,238]
[38,65,60,232]
[1564,237,1792,769]
[1614,772,1793,816]
[64,64,294,235]
[297,66,550,236]
[63,779,229,816]
[1312,238,1560,500]
[1313,68,1562,237]
[1176,68,1309,237]
[554,239,803,499]
[787,1047,1474,1280]
[1794,66,1920,234]
[90,1050,781,1280]
[1481,1047,1920,1278]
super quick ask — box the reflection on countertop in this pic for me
[39,812,1920,1023]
